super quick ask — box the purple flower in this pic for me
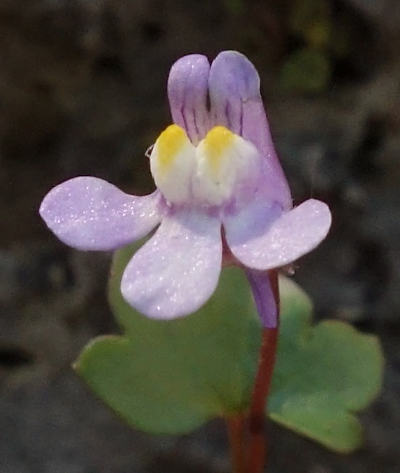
[39,51,331,327]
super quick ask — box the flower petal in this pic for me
[194,126,260,207]
[39,177,162,251]
[150,124,196,204]
[246,269,278,328]
[224,198,331,270]
[121,210,222,319]
[209,51,292,209]
[168,54,210,144]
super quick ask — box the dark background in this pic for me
[0,0,399,472]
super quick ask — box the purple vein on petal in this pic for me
[209,50,292,209]
[168,54,210,144]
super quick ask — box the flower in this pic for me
[39,51,331,327]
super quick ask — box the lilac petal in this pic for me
[246,269,278,328]
[39,177,162,251]
[168,54,210,144]
[121,209,222,319]
[224,198,331,270]
[209,51,292,209]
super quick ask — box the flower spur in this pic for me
[39,51,331,326]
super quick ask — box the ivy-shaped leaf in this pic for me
[269,277,384,452]
[75,242,260,434]
[75,243,383,451]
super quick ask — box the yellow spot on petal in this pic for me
[156,124,187,175]
[203,126,234,174]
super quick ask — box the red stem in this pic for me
[227,414,246,473]
[246,271,280,473]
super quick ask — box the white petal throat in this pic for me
[150,124,260,207]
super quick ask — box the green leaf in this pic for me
[74,243,383,451]
[75,242,260,434]
[269,277,384,452]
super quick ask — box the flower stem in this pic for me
[246,271,279,473]
[227,414,246,473]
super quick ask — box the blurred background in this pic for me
[0,0,399,472]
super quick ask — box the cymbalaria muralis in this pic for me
[39,51,331,327]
